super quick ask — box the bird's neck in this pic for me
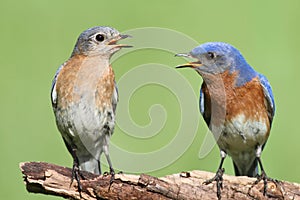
[200,64,257,88]
[65,54,112,95]
[70,54,111,72]
[200,71,234,89]
[201,72,230,126]
[233,64,257,87]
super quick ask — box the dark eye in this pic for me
[95,34,105,42]
[207,52,215,59]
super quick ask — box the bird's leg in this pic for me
[254,146,278,195]
[103,145,115,191]
[203,150,226,200]
[69,148,83,197]
[255,157,269,195]
[63,138,84,196]
[108,165,115,187]
[97,160,102,175]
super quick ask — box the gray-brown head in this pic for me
[72,26,131,57]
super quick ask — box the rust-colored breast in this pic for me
[226,76,269,123]
[95,65,115,112]
[55,55,86,108]
[201,72,270,131]
[55,55,115,110]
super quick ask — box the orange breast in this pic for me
[55,55,115,110]
[95,66,115,112]
[201,71,270,134]
[55,55,85,108]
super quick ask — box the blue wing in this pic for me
[199,88,205,116]
[258,73,275,123]
[199,82,211,126]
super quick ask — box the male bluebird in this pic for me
[51,26,131,192]
[176,42,275,199]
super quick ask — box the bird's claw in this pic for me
[70,163,83,198]
[203,168,225,200]
[255,171,278,195]
[107,168,115,191]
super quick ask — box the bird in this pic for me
[175,42,275,199]
[50,26,131,193]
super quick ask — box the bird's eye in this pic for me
[207,52,215,59]
[95,34,105,42]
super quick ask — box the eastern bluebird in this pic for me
[176,42,275,199]
[51,26,131,192]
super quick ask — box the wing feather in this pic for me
[258,73,275,125]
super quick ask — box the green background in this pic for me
[1,0,299,199]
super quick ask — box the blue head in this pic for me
[176,42,257,86]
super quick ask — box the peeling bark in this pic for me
[20,162,300,200]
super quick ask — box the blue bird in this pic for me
[176,42,276,199]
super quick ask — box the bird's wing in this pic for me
[199,87,205,116]
[199,82,211,126]
[112,81,119,114]
[51,63,65,107]
[258,73,275,124]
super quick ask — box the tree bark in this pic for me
[20,162,299,200]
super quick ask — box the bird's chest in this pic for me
[56,56,114,106]
[217,114,268,152]
[54,56,116,133]
[202,75,270,152]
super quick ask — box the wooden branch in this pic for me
[20,162,299,200]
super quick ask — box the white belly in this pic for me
[215,114,268,157]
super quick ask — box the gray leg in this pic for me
[255,145,278,195]
[102,136,115,190]
[103,144,115,175]
[97,160,102,175]
[203,150,227,200]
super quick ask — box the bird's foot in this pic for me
[203,168,225,200]
[255,171,279,195]
[70,163,84,198]
[104,168,115,191]
[109,168,115,188]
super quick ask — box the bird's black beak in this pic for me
[108,34,133,48]
[120,34,132,39]
[175,53,203,68]
[175,53,190,57]
[176,61,203,69]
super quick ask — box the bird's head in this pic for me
[176,42,249,75]
[72,26,132,57]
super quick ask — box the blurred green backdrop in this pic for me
[1,0,300,199]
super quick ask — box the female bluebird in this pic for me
[176,42,275,199]
[51,26,130,192]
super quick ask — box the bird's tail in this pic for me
[233,159,258,177]
[79,157,101,175]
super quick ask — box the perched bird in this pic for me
[51,26,131,192]
[176,42,275,199]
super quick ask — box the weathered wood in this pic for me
[20,162,300,200]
